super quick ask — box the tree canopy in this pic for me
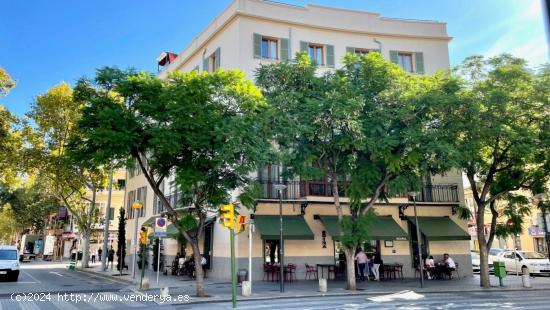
[72,67,271,296]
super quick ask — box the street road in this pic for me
[180,290,550,310]
[1,262,549,309]
[0,261,167,309]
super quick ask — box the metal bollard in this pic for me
[241,281,251,296]
[521,267,531,288]
[160,287,170,298]
[319,278,327,293]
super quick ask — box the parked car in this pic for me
[495,250,550,275]
[471,251,494,273]
[0,245,20,281]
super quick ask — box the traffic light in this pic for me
[219,203,235,229]
[236,215,247,233]
[139,227,148,245]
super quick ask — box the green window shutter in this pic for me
[414,52,424,74]
[389,50,399,64]
[325,44,335,67]
[346,47,355,54]
[203,57,209,72]
[280,38,289,61]
[193,65,199,72]
[215,47,221,69]
[300,41,308,52]
[109,208,114,220]
[253,33,262,58]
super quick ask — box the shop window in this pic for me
[263,240,280,264]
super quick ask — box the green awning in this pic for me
[319,216,408,241]
[254,215,314,240]
[409,216,470,241]
[142,216,156,227]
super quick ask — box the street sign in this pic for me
[154,217,167,238]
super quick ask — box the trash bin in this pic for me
[237,269,248,284]
[493,261,506,286]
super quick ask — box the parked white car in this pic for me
[471,248,503,273]
[496,250,550,275]
[471,251,496,273]
[0,245,20,281]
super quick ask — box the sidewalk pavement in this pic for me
[78,262,550,305]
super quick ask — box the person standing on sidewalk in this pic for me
[355,248,368,281]
[98,248,103,262]
[372,247,382,281]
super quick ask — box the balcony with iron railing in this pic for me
[256,179,459,203]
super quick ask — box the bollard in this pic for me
[141,277,150,290]
[521,267,531,288]
[319,278,327,293]
[241,281,251,296]
[160,287,170,298]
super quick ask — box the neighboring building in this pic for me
[126,0,471,280]
[45,169,127,260]
[465,186,549,254]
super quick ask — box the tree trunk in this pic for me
[344,247,356,290]
[331,167,356,290]
[475,201,490,288]
[190,241,205,297]
[81,232,90,268]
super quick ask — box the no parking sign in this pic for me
[154,217,167,238]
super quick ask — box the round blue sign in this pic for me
[156,218,166,227]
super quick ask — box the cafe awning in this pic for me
[319,216,408,241]
[409,216,470,241]
[142,216,156,227]
[254,215,314,240]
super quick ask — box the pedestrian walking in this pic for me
[355,247,368,281]
[98,248,103,262]
[372,247,382,281]
[108,247,115,269]
[91,251,96,264]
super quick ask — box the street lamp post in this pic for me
[101,165,114,272]
[274,184,287,293]
[131,201,143,279]
[409,192,424,288]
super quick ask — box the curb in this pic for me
[173,286,550,305]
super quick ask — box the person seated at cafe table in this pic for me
[424,255,436,279]
[442,253,456,279]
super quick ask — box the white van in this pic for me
[0,245,20,281]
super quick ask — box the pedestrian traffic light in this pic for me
[219,203,235,229]
[236,215,246,233]
[139,227,148,245]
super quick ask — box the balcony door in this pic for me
[258,164,281,199]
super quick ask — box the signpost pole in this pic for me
[230,225,237,308]
[157,239,161,285]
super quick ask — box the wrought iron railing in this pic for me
[256,179,459,202]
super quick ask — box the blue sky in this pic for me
[1,0,548,117]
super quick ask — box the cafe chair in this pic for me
[305,263,318,280]
[285,263,297,282]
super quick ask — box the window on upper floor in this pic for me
[308,44,324,65]
[397,52,413,73]
[300,41,334,67]
[203,48,220,72]
[261,37,278,60]
[390,51,424,74]
[253,34,289,61]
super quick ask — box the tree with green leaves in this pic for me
[72,67,271,297]
[444,55,550,287]
[0,67,22,187]
[256,52,457,290]
[0,181,60,234]
[26,83,107,269]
